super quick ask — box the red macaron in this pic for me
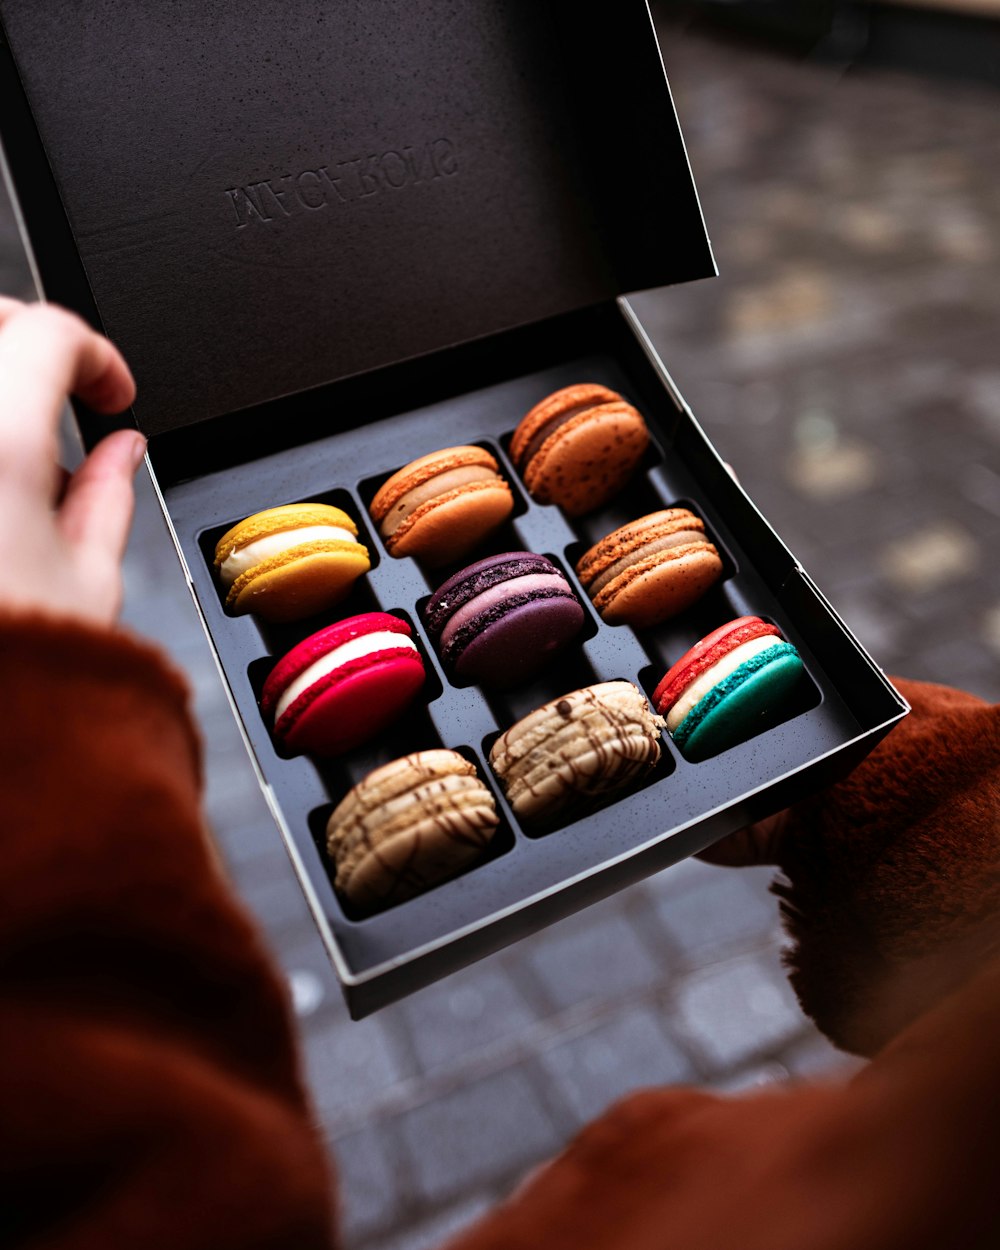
[261,612,425,756]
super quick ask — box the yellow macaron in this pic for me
[214,502,371,622]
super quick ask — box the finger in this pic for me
[696,811,788,868]
[0,302,136,410]
[0,304,136,477]
[51,464,71,506]
[0,295,25,325]
[58,429,146,569]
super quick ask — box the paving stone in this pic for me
[959,463,1000,521]
[781,1032,866,1082]
[212,805,285,871]
[232,854,318,942]
[329,1123,405,1246]
[213,815,287,873]
[962,368,1000,435]
[288,968,327,1021]
[671,947,805,1072]
[879,520,980,594]
[922,634,998,691]
[397,1067,562,1206]
[712,1061,790,1094]
[650,865,782,962]
[983,604,1000,658]
[360,1194,495,1250]
[519,909,665,1014]
[643,856,725,902]
[536,1006,696,1127]
[121,474,219,681]
[903,635,1000,703]
[397,961,539,1074]
[830,593,902,667]
[305,1011,409,1126]
[785,434,878,501]
[274,930,354,1025]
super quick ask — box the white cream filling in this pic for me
[667,636,783,732]
[275,631,418,721]
[220,525,357,586]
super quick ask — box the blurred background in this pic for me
[5,3,999,1247]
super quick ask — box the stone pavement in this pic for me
[3,16,999,1250]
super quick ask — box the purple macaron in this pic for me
[425,552,585,687]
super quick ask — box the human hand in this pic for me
[0,297,141,626]
[696,809,790,867]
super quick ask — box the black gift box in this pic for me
[0,1,906,1017]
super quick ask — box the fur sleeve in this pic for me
[0,613,335,1248]
[774,677,1000,1055]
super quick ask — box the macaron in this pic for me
[489,681,664,824]
[260,612,425,756]
[576,508,724,629]
[424,552,585,687]
[653,615,806,761]
[326,749,500,913]
[369,445,514,566]
[214,502,370,622]
[510,383,649,516]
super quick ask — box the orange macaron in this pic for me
[576,508,724,628]
[369,445,514,566]
[510,383,649,516]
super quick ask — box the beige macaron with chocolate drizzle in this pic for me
[510,383,649,516]
[370,445,514,566]
[576,508,724,629]
[327,749,500,913]
[214,502,370,622]
[489,681,664,825]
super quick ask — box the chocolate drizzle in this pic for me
[491,682,665,823]
[327,750,499,912]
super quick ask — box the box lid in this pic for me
[0,2,713,437]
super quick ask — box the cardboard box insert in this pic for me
[159,303,905,1016]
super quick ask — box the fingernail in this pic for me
[129,432,147,470]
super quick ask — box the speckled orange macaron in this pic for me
[510,383,649,516]
[576,508,724,628]
[369,445,514,566]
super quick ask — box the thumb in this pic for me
[58,428,146,567]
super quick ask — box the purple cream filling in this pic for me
[440,573,570,650]
[425,553,557,634]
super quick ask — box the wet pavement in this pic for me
[3,16,998,1249]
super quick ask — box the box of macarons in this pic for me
[0,2,907,1015]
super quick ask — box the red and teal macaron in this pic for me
[653,615,805,761]
[424,552,584,687]
[261,612,425,756]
